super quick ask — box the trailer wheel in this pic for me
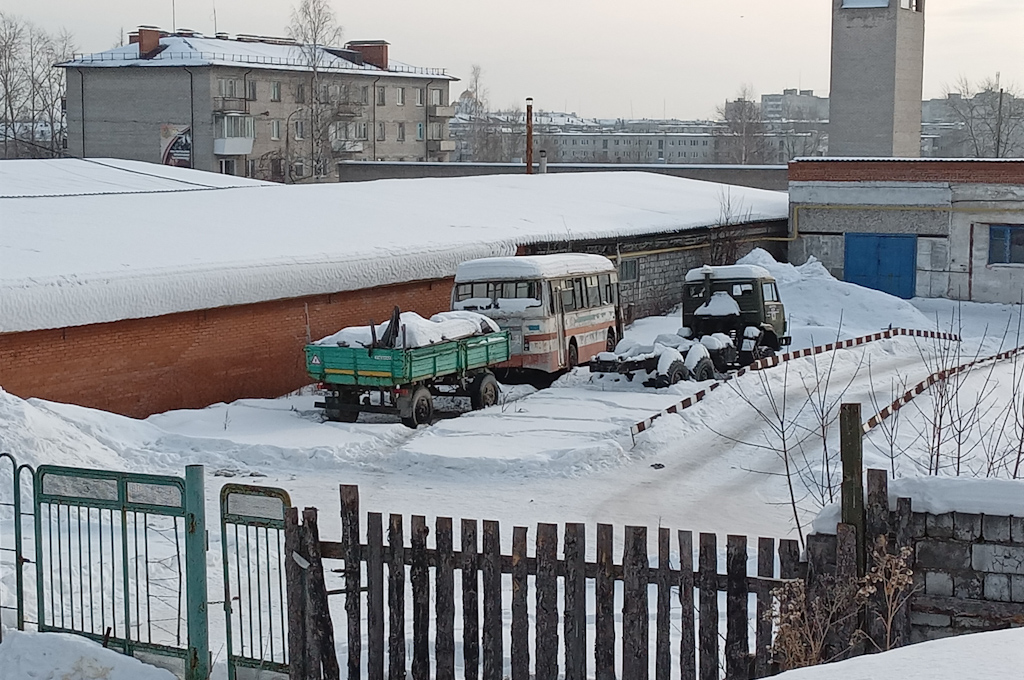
[470,372,500,410]
[655,360,688,388]
[691,357,715,382]
[401,386,434,429]
[324,391,359,423]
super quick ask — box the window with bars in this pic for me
[989,225,1024,265]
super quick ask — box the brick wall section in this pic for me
[789,159,1024,184]
[0,278,453,419]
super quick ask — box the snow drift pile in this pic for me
[0,629,176,680]
[315,311,500,349]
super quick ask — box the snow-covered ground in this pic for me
[0,629,176,680]
[3,249,1024,677]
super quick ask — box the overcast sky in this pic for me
[12,0,1024,119]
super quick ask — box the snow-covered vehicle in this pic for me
[589,264,790,385]
[306,308,511,428]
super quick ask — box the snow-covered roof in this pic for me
[59,35,454,80]
[0,166,789,334]
[684,264,774,282]
[792,156,1024,163]
[0,157,268,198]
[455,255,615,282]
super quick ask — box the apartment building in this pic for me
[60,28,457,180]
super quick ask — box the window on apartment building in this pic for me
[246,159,257,178]
[397,122,406,142]
[416,122,425,141]
[377,122,387,141]
[270,158,284,180]
[295,84,306,104]
[294,119,305,140]
[219,159,236,175]
[415,88,425,106]
[270,119,281,140]
[428,122,443,140]
[216,115,254,138]
[271,81,281,101]
[989,225,1024,265]
[218,78,241,97]
[293,160,305,178]
[602,140,608,149]
[328,121,347,142]
[360,86,370,104]
[321,84,331,103]
[246,80,257,101]
[352,122,369,140]
[658,140,664,149]
[376,86,386,106]
[396,87,405,105]
[430,89,443,106]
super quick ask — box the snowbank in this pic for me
[738,249,935,344]
[812,475,1024,534]
[0,629,176,680]
[315,311,500,348]
[775,627,1024,680]
[2,171,788,333]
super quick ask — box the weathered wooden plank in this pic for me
[303,507,340,680]
[835,524,858,661]
[388,514,406,680]
[778,539,801,580]
[865,469,891,543]
[622,526,649,680]
[435,517,456,680]
[893,497,913,648]
[481,520,503,680]
[840,403,866,575]
[536,523,559,680]
[754,537,774,679]
[655,528,671,680]
[366,513,385,680]
[678,530,695,680]
[461,519,480,680]
[284,507,306,680]
[340,486,361,680]
[511,526,529,680]
[411,515,429,680]
[725,535,748,680]
[564,523,586,680]
[698,533,718,680]
[595,524,615,680]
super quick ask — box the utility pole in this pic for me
[525,97,534,174]
[995,88,1006,158]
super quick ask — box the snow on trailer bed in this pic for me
[315,311,499,349]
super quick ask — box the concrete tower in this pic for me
[828,0,925,157]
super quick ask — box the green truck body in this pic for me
[305,332,511,387]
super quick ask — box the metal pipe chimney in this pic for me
[525,97,534,174]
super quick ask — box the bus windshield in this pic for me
[453,280,544,311]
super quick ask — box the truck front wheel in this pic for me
[470,372,500,410]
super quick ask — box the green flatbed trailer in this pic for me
[305,331,511,428]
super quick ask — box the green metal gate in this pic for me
[32,463,209,680]
[0,453,35,636]
[220,484,292,680]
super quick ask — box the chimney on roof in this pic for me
[136,27,162,56]
[345,40,389,70]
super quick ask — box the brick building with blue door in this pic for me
[787,159,1024,303]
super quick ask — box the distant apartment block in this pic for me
[60,28,457,181]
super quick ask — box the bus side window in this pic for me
[561,284,576,312]
[598,274,611,305]
[574,278,587,309]
[586,276,600,308]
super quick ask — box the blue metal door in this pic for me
[844,234,918,299]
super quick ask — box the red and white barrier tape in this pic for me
[862,343,1024,434]
[629,328,961,442]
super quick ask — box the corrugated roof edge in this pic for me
[792,157,1024,163]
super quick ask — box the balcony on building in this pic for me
[214,113,255,155]
[428,105,456,118]
[427,140,456,152]
[213,96,250,114]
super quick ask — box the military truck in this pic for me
[589,264,790,385]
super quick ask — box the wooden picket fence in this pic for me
[288,485,806,680]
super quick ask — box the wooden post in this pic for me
[564,523,586,680]
[835,524,858,660]
[595,524,615,680]
[840,403,866,576]
[461,520,480,680]
[725,536,748,680]
[435,517,455,680]
[303,508,340,680]
[366,513,385,680]
[284,507,307,680]
[778,539,802,580]
[893,497,913,648]
[340,485,362,680]
[511,527,529,680]
[536,523,559,680]
[698,533,718,680]
[388,514,406,680]
[754,538,775,678]
[655,528,671,680]
[481,520,502,680]
[411,516,430,680]
[622,526,649,680]
[678,530,695,680]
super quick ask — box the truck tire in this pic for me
[324,391,359,423]
[691,357,715,382]
[655,360,688,388]
[470,372,500,410]
[401,386,434,429]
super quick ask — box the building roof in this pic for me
[58,35,455,80]
[0,162,789,333]
[455,255,616,283]
[0,157,267,198]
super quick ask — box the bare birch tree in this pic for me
[943,76,1024,158]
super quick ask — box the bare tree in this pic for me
[288,0,343,180]
[943,76,1024,158]
[716,84,770,164]
[461,64,506,162]
[0,13,28,158]
[707,186,754,265]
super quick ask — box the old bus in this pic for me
[452,254,620,376]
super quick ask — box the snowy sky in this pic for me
[12,0,1024,119]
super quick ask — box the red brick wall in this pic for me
[0,278,454,418]
[789,159,1024,184]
